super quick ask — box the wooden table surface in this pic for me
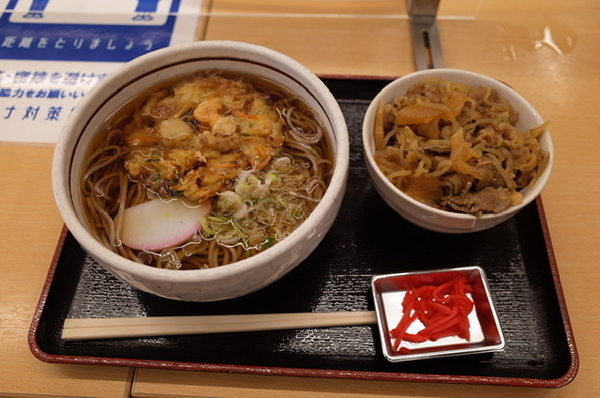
[1,0,599,396]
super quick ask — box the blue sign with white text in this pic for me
[0,0,180,62]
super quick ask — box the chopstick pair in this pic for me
[61,310,378,340]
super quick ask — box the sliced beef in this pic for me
[440,172,471,196]
[442,186,512,217]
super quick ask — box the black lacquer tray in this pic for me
[29,77,578,388]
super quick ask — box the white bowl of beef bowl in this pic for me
[362,69,553,233]
[52,41,349,301]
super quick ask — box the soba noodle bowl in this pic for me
[81,71,333,270]
[373,77,549,217]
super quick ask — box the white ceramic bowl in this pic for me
[52,41,349,301]
[362,69,553,233]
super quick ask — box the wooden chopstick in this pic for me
[61,311,378,340]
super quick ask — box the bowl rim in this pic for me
[362,68,554,221]
[52,40,349,282]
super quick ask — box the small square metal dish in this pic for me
[372,266,505,363]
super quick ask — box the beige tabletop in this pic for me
[1,0,599,397]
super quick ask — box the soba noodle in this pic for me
[374,77,549,217]
[81,71,333,269]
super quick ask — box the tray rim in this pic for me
[28,75,579,388]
